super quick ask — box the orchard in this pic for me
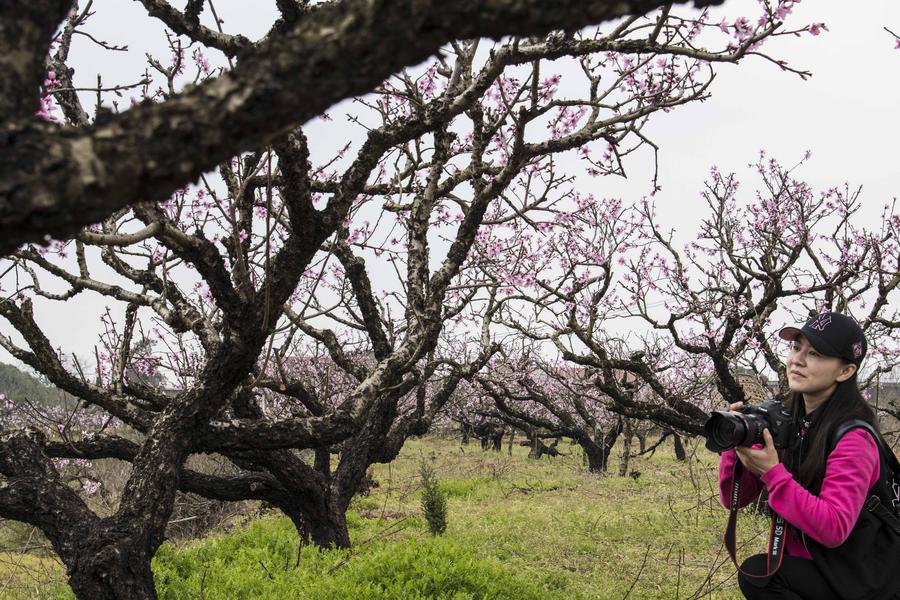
[1,1,897,598]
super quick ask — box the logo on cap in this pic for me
[809,314,832,331]
[853,342,863,359]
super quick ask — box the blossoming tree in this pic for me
[0,1,831,598]
[480,155,899,446]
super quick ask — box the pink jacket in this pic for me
[718,429,879,559]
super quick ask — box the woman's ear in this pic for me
[835,363,858,383]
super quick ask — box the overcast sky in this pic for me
[1,0,898,372]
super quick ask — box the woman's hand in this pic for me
[734,429,779,476]
[728,402,779,475]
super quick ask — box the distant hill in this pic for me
[0,362,68,406]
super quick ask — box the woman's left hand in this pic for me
[734,429,779,476]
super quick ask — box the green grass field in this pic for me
[0,435,772,599]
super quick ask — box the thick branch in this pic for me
[137,0,251,57]
[0,0,73,120]
[0,428,98,557]
[1,0,721,255]
[197,409,357,451]
[43,435,286,502]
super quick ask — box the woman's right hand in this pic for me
[728,400,780,474]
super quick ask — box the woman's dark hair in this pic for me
[783,371,879,491]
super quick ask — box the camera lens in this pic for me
[703,412,749,452]
[713,419,737,445]
[742,413,767,447]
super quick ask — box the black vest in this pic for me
[790,421,900,600]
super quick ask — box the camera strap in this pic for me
[724,460,786,578]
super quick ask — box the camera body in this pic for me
[703,399,793,453]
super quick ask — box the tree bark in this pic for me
[672,432,687,461]
[474,422,503,451]
[281,498,351,549]
[460,422,472,445]
[0,429,161,599]
[65,529,158,600]
[0,0,72,121]
[582,419,623,473]
[618,418,633,477]
[581,441,610,473]
[529,434,542,459]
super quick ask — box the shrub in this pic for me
[419,458,447,536]
[145,517,554,599]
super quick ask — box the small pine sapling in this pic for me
[419,456,447,536]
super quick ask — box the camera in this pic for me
[703,399,793,453]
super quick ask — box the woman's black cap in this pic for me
[778,311,867,366]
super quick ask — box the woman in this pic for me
[719,311,900,600]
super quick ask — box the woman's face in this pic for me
[785,335,855,396]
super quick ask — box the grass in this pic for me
[0,435,772,599]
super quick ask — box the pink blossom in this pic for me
[191,48,211,76]
[36,96,58,122]
[417,68,437,96]
[774,2,794,20]
[808,23,828,36]
[82,480,102,495]
[539,74,562,101]
[733,17,754,42]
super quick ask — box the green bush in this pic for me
[144,517,553,599]
[307,537,551,599]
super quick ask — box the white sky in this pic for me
[1,0,898,373]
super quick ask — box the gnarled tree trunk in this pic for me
[618,418,634,477]
[581,418,623,473]
[65,528,158,600]
[672,431,687,461]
